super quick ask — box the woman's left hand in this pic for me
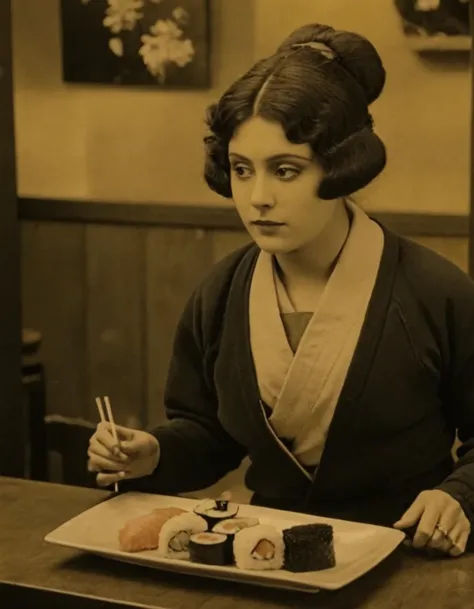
[393,489,471,557]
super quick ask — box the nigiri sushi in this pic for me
[119,507,186,553]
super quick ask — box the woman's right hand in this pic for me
[87,422,160,488]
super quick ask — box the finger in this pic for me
[448,522,470,556]
[113,424,136,441]
[427,523,456,552]
[87,455,125,473]
[95,422,120,452]
[412,506,439,549]
[437,498,462,527]
[96,421,135,441]
[427,532,454,555]
[393,498,425,530]
[89,438,119,460]
[449,530,470,557]
[427,504,462,551]
[96,470,128,487]
[427,527,447,551]
[95,423,129,458]
[119,438,141,455]
[120,434,153,457]
[88,439,129,464]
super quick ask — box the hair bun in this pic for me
[276,23,386,105]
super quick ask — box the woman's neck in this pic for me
[275,200,351,287]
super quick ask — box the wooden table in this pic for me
[1,477,473,609]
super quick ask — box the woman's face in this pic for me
[228,116,341,255]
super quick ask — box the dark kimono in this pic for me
[123,207,474,550]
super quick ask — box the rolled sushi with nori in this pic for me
[233,524,284,571]
[156,512,207,560]
[212,516,259,536]
[188,531,231,565]
[212,516,260,563]
[193,498,239,528]
[282,523,335,572]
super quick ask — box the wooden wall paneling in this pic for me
[212,229,251,263]
[145,227,214,429]
[20,221,87,420]
[409,236,468,272]
[85,225,145,427]
[212,231,470,272]
[18,197,469,239]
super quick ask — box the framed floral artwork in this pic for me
[60,0,211,87]
[393,0,471,51]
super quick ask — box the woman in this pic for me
[88,23,474,557]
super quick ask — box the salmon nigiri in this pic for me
[119,507,186,552]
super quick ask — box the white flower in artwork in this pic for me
[108,37,124,56]
[139,19,195,83]
[172,6,190,26]
[103,0,145,34]
[149,18,183,40]
[415,0,440,10]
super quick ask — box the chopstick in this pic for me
[95,395,119,493]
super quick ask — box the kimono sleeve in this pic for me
[435,358,474,527]
[434,281,474,535]
[122,288,247,495]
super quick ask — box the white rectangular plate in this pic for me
[45,492,405,593]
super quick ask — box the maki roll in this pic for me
[282,523,335,572]
[233,524,284,571]
[194,498,239,528]
[157,512,207,560]
[189,532,231,566]
[212,516,260,536]
[212,517,260,564]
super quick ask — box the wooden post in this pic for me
[469,2,474,277]
[0,0,24,477]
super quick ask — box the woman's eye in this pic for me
[230,163,301,181]
[232,164,252,179]
[275,166,300,180]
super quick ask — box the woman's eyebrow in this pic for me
[228,153,312,162]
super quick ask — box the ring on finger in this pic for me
[433,525,455,551]
[435,523,450,538]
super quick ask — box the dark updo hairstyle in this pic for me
[203,23,387,200]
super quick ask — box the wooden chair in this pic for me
[22,328,47,481]
[44,415,98,488]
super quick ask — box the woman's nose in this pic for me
[250,176,274,209]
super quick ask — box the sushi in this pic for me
[212,516,260,536]
[118,507,186,553]
[282,523,336,572]
[233,524,285,571]
[118,500,336,574]
[212,517,259,563]
[189,532,231,565]
[157,511,208,560]
[194,498,239,528]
